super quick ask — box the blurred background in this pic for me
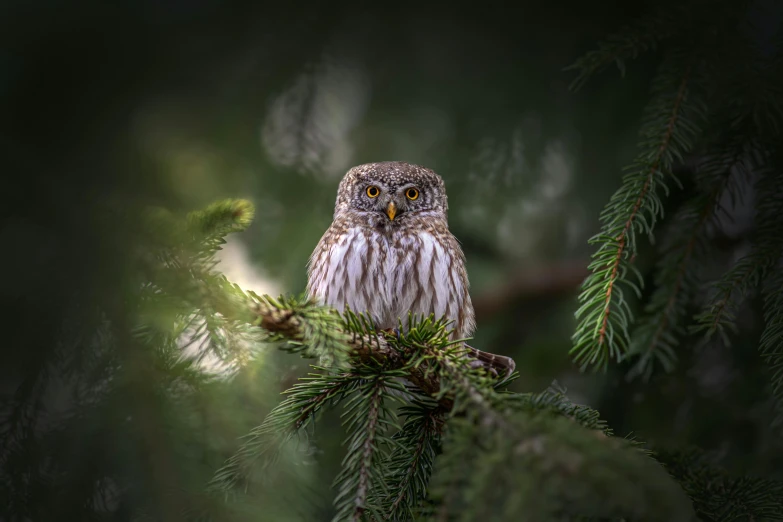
[2,0,781,520]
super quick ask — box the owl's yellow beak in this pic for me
[385,201,397,221]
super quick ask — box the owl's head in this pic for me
[334,161,448,226]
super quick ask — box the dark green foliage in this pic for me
[210,290,700,521]
[0,198,322,522]
[331,374,398,522]
[253,294,354,368]
[568,0,783,422]
[761,267,783,429]
[420,384,687,522]
[208,369,362,495]
[564,2,680,90]
[657,448,783,521]
[424,411,693,522]
[626,135,745,379]
[571,48,708,371]
[692,162,783,345]
[379,398,441,521]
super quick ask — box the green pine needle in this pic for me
[209,369,362,494]
[571,51,706,372]
[332,374,400,522]
[693,163,783,346]
[627,138,748,380]
[565,12,674,91]
[760,263,783,429]
[380,398,443,521]
[249,293,354,369]
[424,407,694,522]
[658,448,783,519]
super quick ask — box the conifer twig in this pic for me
[598,62,693,348]
[386,406,441,517]
[628,149,741,379]
[571,52,704,371]
[249,298,451,408]
[337,376,387,522]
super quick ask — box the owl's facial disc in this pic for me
[337,162,448,226]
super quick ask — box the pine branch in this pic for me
[249,293,355,368]
[693,161,783,343]
[249,298,459,406]
[627,139,748,379]
[207,303,514,515]
[658,448,783,520]
[332,375,399,522]
[209,369,361,494]
[564,6,680,91]
[760,266,783,428]
[571,51,705,371]
[136,198,264,368]
[428,346,503,416]
[694,254,760,344]
[517,383,613,435]
[424,403,695,522]
[186,199,256,259]
[381,399,443,521]
[687,30,783,344]
[418,385,693,521]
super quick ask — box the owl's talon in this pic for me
[380,327,402,342]
[467,359,500,378]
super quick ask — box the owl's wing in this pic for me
[436,230,513,376]
[438,229,476,340]
[306,221,343,301]
[306,217,366,311]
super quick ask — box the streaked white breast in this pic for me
[308,227,464,334]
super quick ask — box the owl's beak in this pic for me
[385,201,397,221]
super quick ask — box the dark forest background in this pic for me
[2,0,782,520]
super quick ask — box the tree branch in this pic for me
[249,299,453,409]
[472,261,590,322]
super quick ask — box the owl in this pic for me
[307,161,514,375]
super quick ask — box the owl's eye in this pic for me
[405,187,419,201]
[366,186,380,198]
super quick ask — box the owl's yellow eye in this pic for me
[405,187,419,201]
[366,186,380,198]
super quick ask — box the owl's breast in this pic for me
[307,225,467,334]
[307,227,391,327]
[385,230,464,331]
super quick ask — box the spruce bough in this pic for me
[188,199,695,521]
[568,0,783,423]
